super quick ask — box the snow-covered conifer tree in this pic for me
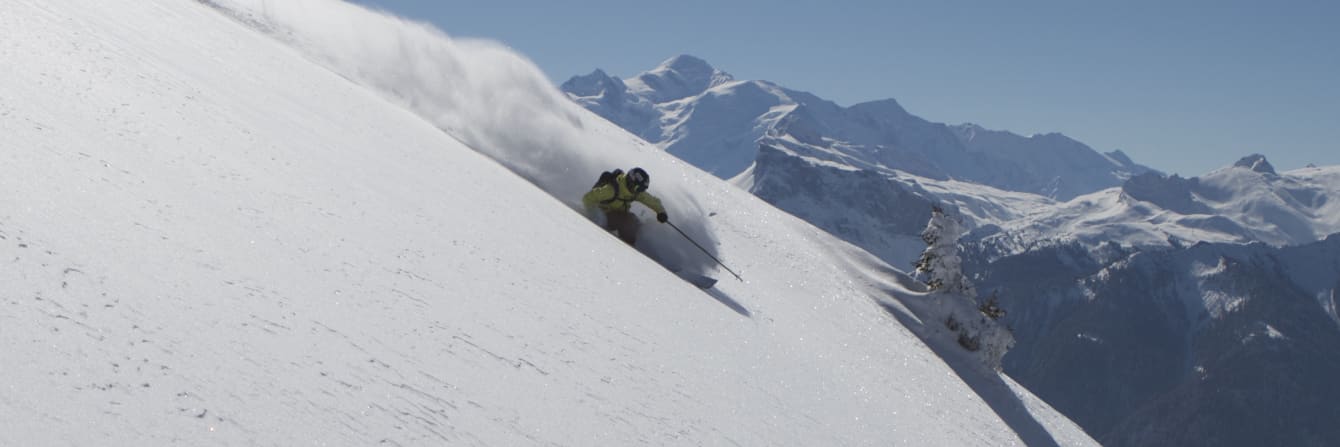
[914,205,1013,370]
[915,205,976,296]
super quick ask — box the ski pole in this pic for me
[667,221,743,282]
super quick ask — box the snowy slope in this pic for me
[0,1,1094,445]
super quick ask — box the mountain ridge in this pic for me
[562,54,1155,200]
[976,156,1340,258]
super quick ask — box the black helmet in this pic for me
[626,167,649,192]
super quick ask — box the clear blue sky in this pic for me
[349,0,1338,176]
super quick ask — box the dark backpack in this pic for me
[592,169,628,206]
[592,169,623,189]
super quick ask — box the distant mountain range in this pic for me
[562,55,1157,267]
[564,55,1340,447]
[976,155,1340,259]
[562,54,1154,200]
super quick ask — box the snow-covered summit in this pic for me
[624,54,735,103]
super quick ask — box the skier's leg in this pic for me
[605,211,639,245]
[621,215,641,245]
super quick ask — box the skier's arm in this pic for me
[634,191,666,214]
[582,185,615,210]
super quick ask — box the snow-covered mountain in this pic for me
[975,154,1340,258]
[563,55,1150,268]
[562,54,1154,201]
[969,235,1340,446]
[0,0,1095,445]
[961,154,1340,446]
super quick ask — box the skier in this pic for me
[582,167,668,245]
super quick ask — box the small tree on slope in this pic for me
[914,206,1013,370]
[915,206,976,296]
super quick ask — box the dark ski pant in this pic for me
[604,211,641,245]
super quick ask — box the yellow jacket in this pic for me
[583,174,666,214]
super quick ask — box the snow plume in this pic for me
[205,0,719,273]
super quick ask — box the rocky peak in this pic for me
[1234,154,1276,175]
[560,69,624,99]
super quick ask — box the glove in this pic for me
[657,212,669,223]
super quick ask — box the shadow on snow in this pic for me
[705,287,750,318]
[877,298,1062,447]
